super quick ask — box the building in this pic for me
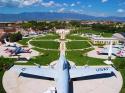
[56,29,70,34]
[91,36,119,44]
[0,22,20,33]
[113,32,125,42]
[0,22,20,42]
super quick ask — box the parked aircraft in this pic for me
[6,46,31,56]
[19,53,116,93]
[97,43,124,55]
[116,48,125,57]
[97,43,125,58]
[97,47,120,55]
[103,41,113,65]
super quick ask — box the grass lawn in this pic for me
[33,34,59,40]
[113,57,125,93]
[66,34,88,40]
[30,41,59,49]
[66,41,91,49]
[16,48,59,66]
[18,38,32,45]
[66,51,105,66]
[29,49,59,65]
[73,29,113,37]
[102,33,113,37]
[119,69,125,93]
[75,30,101,35]
[0,71,5,93]
[0,57,15,93]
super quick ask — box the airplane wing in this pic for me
[20,66,55,79]
[69,66,115,79]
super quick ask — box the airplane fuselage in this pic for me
[55,55,70,93]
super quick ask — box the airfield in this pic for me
[1,29,123,93]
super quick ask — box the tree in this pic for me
[9,32,22,42]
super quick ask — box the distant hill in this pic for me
[0,12,125,22]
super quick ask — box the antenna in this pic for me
[34,63,41,68]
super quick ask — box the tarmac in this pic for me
[0,44,39,60]
[87,47,116,59]
[2,65,123,93]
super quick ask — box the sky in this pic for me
[0,0,125,17]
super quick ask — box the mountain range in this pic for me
[0,12,125,22]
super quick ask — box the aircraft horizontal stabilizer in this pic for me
[69,66,115,79]
[20,66,55,79]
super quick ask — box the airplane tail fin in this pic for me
[108,40,113,59]
[4,38,8,44]
[104,41,113,65]
[104,41,118,70]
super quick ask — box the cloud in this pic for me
[0,0,63,8]
[0,0,41,7]
[49,10,54,13]
[69,9,80,13]
[76,1,80,5]
[88,5,92,8]
[63,3,68,7]
[101,0,108,3]
[117,9,124,13]
[40,1,62,7]
[41,1,55,7]
[20,0,40,7]
[71,3,75,7]
[58,8,65,13]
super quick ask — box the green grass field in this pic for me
[33,34,59,40]
[30,41,59,49]
[16,48,59,65]
[18,38,32,45]
[66,34,88,40]
[101,33,113,37]
[29,48,59,65]
[119,69,125,93]
[66,51,105,66]
[66,41,91,49]
[0,71,5,93]
[113,57,125,93]
[72,29,113,37]
[0,57,15,93]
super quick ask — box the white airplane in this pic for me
[104,41,113,65]
[19,53,116,93]
[102,42,125,58]
[4,39,16,47]
[97,43,124,57]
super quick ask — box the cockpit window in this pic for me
[63,61,68,70]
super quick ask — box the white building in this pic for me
[56,29,70,34]
[91,36,119,44]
